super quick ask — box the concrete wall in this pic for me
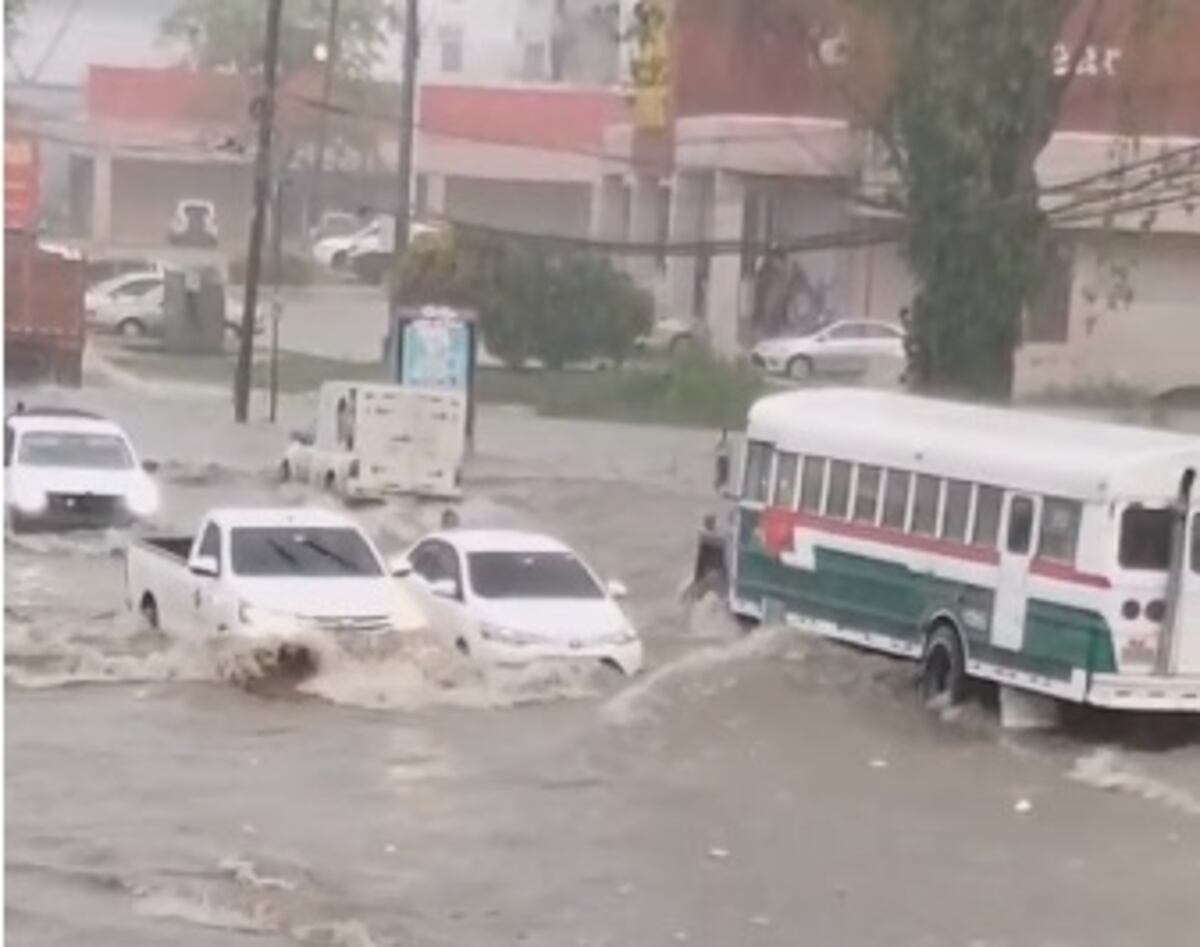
[1016,233,1200,396]
[443,176,593,237]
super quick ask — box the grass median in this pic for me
[99,344,766,429]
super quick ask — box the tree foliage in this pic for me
[869,0,1088,398]
[162,0,387,81]
[396,232,654,371]
[710,0,1188,399]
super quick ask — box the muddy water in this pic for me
[6,380,1200,946]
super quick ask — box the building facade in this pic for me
[592,0,1200,397]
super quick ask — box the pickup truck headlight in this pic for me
[479,624,543,647]
[126,476,159,517]
[12,482,48,514]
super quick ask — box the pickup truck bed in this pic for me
[142,536,192,561]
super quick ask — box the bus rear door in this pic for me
[994,494,1037,652]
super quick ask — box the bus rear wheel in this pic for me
[919,624,967,707]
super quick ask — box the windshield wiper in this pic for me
[299,537,366,575]
[265,538,302,569]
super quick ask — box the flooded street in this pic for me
[7,376,1200,947]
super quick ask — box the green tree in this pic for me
[394,231,653,371]
[162,0,387,80]
[707,0,1190,399]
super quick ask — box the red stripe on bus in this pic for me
[1030,558,1111,589]
[760,507,1111,589]
[761,507,1000,565]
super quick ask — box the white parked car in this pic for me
[637,317,697,356]
[85,270,167,337]
[395,529,644,675]
[312,218,383,270]
[125,507,426,640]
[751,319,905,380]
[4,408,159,533]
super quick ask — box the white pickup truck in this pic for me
[124,507,426,640]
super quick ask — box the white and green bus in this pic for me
[696,389,1200,711]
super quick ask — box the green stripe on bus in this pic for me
[735,510,1117,678]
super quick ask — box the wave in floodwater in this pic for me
[127,856,388,946]
[1069,747,1200,817]
[5,612,614,711]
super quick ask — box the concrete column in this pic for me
[425,172,448,217]
[706,171,747,358]
[91,152,113,242]
[590,172,628,240]
[627,172,661,286]
[666,171,704,323]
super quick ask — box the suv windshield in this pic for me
[468,551,604,600]
[230,527,382,577]
[18,431,133,469]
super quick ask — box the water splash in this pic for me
[1069,747,1200,817]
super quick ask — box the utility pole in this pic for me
[268,175,286,424]
[234,0,284,424]
[392,0,420,282]
[309,0,341,230]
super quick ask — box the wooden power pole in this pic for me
[392,0,420,280]
[234,0,285,424]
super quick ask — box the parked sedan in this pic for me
[751,319,905,380]
[85,271,166,337]
[394,529,644,675]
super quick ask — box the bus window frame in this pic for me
[1005,494,1038,557]
[853,464,883,525]
[773,451,800,508]
[911,474,942,536]
[881,468,912,531]
[799,456,827,514]
[742,441,774,505]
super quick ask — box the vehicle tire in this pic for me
[118,318,147,338]
[139,594,160,631]
[786,355,814,381]
[919,623,967,707]
[279,459,292,483]
[323,471,337,493]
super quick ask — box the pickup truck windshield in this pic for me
[18,431,133,469]
[231,527,382,578]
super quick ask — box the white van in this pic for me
[281,382,467,500]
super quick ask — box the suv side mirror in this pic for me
[189,555,219,578]
[427,577,459,600]
[142,459,160,474]
[606,579,628,600]
[388,554,412,577]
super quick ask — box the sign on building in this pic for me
[629,0,671,129]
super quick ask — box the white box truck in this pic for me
[280,382,466,500]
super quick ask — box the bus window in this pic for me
[799,457,826,513]
[774,452,799,507]
[1006,496,1035,555]
[826,460,852,519]
[912,475,941,536]
[942,480,972,543]
[743,442,773,504]
[1119,506,1172,571]
[881,469,911,530]
[853,465,882,523]
[973,485,1003,548]
[1038,497,1082,563]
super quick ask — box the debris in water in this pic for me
[673,932,688,942]
[241,823,257,835]
[1013,798,1033,814]
[707,846,730,861]
[869,758,888,769]
[750,915,772,928]
[384,843,397,854]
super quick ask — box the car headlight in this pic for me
[126,475,159,517]
[479,624,542,647]
[12,482,48,514]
